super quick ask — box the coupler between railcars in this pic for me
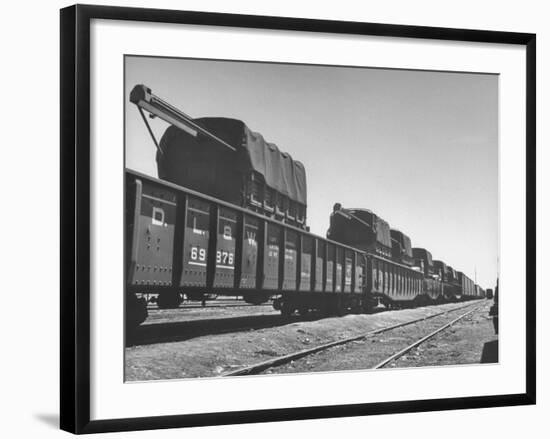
[156,290,184,309]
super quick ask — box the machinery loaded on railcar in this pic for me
[125,84,488,328]
[327,204,428,308]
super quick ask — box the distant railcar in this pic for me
[412,247,434,277]
[476,285,485,298]
[433,260,447,281]
[326,204,392,259]
[441,264,460,300]
[423,277,444,303]
[368,254,424,308]
[390,229,414,266]
[446,265,458,283]
[457,271,475,300]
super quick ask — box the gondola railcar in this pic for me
[126,169,370,320]
[327,204,392,259]
[327,205,426,308]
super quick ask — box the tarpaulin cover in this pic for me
[349,209,392,249]
[390,229,413,258]
[158,117,307,205]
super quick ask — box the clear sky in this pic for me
[125,56,498,289]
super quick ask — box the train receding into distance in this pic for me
[125,84,486,328]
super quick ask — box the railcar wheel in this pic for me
[281,302,293,318]
[335,298,346,317]
[318,301,332,317]
[157,291,183,309]
[272,297,282,310]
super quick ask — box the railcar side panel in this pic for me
[390,268,394,297]
[300,236,313,291]
[181,197,210,287]
[239,216,259,288]
[263,223,282,289]
[282,230,298,290]
[335,247,343,292]
[213,207,237,288]
[354,253,364,293]
[344,250,353,292]
[371,257,380,294]
[314,240,324,292]
[325,244,335,292]
[127,178,177,287]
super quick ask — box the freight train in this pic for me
[125,84,486,328]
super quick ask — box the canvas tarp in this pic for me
[158,117,307,205]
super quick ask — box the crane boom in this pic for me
[129,84,237,152]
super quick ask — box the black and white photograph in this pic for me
[0,0,543,436]
[54,3,536,434]
[124,55,500,381]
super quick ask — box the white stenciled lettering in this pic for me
[216,250,235,267]
[246,231,257,246]
[190,246,207,262]
[151,207,165,226]
[192,217,206,236]
[223,225,232,240]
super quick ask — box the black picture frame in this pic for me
[60,4,536,434]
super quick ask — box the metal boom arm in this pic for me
[129,84,237,152]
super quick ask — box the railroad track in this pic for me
[222,300,484,377]
[372,304,482,369]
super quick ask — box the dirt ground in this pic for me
[267,300,496,374]
[125,300,494,381]
[388,301,498,368]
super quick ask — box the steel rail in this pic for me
[222,300,483,377]
[372,303,484,369]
